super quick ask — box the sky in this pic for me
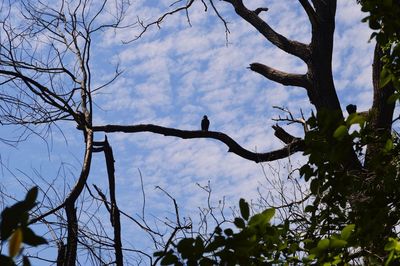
[0,0,388,264]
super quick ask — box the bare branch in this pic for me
[222,0,310,61]
[92,124,305,163]
[254,7,269,15]
[249,63,311,89]
[127,0,196,42]
[298,0,318,27]
[272,124,299,144]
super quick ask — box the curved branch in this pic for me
[91,124,305,163]
[298,0,318,27]
[250,63,311,89]
[223,0,310,62]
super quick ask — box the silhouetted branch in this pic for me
[222,0,310,61]
[254,7,269,15]
[92,124,305,163]
[298,0,318,27]
[130,0,231,43]
[249,63,311,89]
[102,137,123,266]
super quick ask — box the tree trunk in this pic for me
[365,43,396,162]
[307,1,342,113]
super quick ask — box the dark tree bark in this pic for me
[97,137,124,266]
[307,1,342,112]
[365,43,396,162]
[92,124,305,163]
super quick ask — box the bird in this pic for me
[346,104,357,115]
[201,115,210,131]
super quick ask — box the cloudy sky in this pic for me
[0,0,388,264]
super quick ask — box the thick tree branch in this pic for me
[103,137,123,266]
[272,125,299,144]
[223,0,310,62]
[250,63,311,89]
[92,124,305,163]
[298,0,318,27]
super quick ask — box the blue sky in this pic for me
[0,0,388,264]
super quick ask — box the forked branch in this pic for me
[222,0,310,61]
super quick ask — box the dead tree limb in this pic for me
[249,63,311,89]
[92,137,124,266]
[222,0,310,61]
[92,124,305,163]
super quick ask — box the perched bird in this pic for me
[201,115,210,131]
[346,104,357,115]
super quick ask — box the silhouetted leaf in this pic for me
[22,227,47,246]
[160,252,178,265]
[23,187,38,210]
[239,198,250,221]
[234,218,245,229]
[224,228,233,236]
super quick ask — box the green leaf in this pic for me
[385,250,395,266]
[347,114,366,126]
[380,67,393,88]
[385,238,397,251]
[248,208,275,228]
[234,218,246,229]
[239,199,250,221]
[329,239,347,249]
[384,139,394,152]
[261,208,275,223]
[340,224,355,240]
[333,125,348,140]
[317,239,330,251]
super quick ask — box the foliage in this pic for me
[0,187,48,266]
[155,198,400,265]
[360,0,400,99]
[154,199,300,265]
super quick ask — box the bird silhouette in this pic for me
[201,115,210,131]
[346,104,357,115]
